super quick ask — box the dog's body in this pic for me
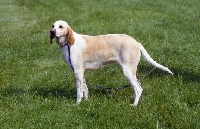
[50,20,173,106]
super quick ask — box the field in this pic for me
[0,0,200,128]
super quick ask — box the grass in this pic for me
[0,0,200,128]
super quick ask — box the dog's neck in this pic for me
[56,36,68,47]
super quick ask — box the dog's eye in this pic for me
[52,25,54,28]
[59,25,63,28]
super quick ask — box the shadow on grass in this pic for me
[1,86,75,99]
[1,65,199,99]
[1,85,107,99]
[29,86,109,98]
[138,65,200,83]
[171,68,200,83]
[29,87,77,99]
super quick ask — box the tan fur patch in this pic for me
[67,26,75,45]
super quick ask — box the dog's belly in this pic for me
[83,58,117,70]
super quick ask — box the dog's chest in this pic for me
[60,46,71,66]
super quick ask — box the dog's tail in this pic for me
[140,45,173,74]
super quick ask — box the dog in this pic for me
[49,20,173,106]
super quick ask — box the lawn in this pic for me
[0,0,199,128]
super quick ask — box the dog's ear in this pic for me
[67,26,75,45]
[50,37,53,44]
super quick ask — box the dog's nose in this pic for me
[50,29,56,33]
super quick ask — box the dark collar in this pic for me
[66,43,74,72]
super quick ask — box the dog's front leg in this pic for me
[75,71,84,104]
[76,77,83,104]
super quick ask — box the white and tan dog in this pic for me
[49,20,173,106]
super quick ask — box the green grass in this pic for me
[0,0,200,128]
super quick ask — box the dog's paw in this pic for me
[130,103,138,107]
[73,102,80,106]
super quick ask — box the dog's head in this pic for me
[50,20,75,46]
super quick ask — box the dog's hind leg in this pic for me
[122,65,143,106]
[83,77,89,100]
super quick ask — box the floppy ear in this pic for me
[50,37,53,44]
[67,26,75,45]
